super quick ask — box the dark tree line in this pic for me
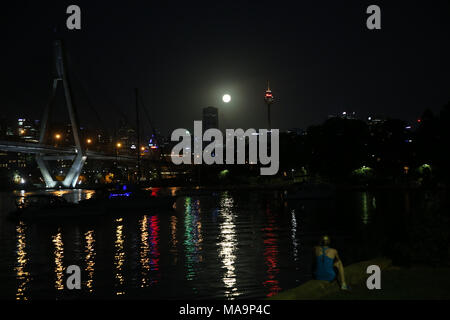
[279,101,450,186]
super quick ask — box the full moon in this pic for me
[222,94,231,103]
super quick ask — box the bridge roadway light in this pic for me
[115,142,122,166]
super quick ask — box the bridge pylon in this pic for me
[36,40,86,188]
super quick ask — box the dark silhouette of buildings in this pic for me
[203,106,219,131]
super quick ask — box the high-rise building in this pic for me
[117,119,137,151]
[17,118,40,142]
[0,117,13,139]
[202,106,219,131]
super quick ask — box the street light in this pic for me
[54,133,62,147]
[115,142,122,164]
[86,138,92,144]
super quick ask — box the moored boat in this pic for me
[78,184,176,211]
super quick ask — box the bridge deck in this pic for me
[0,140,139,161]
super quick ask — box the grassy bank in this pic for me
[321,265,450,300]
[269,258,450,300]
[269,258,392,300]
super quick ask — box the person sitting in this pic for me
[313,234,349,290]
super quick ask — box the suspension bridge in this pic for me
[0,40,165,188]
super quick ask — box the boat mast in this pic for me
[135,88,141,183]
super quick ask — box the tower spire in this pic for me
[264,81,274,128]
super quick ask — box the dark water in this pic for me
[0,187,410,300]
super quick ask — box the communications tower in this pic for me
[264,81,274,128]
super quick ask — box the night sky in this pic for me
[1,1,449,136]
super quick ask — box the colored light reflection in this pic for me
[50,189,94,203]
[52,230,64,291]
[218,192,240,299]
[140,215,150,287]
[15,221,30,300]
[84,230,96,292]
[53,189,71,197]
[109,192,131,199]
[150,188,160,197]
[184,197,203,283]
[362,192,369,225]
[85,190,95,200]
[140,215,160,287]
[170,215,178,264]
[291,210,299,263]
[114,218,125,295]
[170,187,180,197]
[361,192,376,225]
[149,216,160,271]
[262,205,281,297]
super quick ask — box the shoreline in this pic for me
[269,258,450,300]
[2,180,443,194]
[268,258,392,300]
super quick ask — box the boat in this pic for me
[10,185,176,220]
[77,184,176,211]
[11,194,104,219]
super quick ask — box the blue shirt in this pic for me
[314,246,336,281]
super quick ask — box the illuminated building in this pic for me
[17,118,40,143]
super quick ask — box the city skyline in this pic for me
[1,1,449,136]
[0,108,423,143]
[0,1,450,304]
